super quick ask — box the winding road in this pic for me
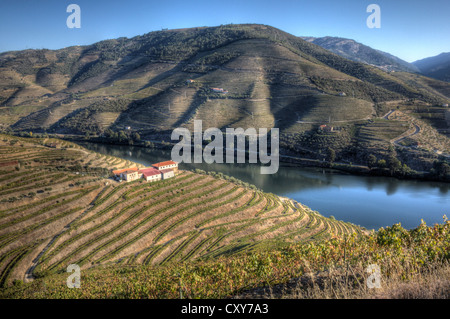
[392,123,421,146]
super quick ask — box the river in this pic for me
[78,142,450,231]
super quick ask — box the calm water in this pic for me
[79,142,450,231]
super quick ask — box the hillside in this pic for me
[301,36,419,73]
[0,134,363,289]
[1,24,449,173]
[413,52,450,82]
[2,213,448,299]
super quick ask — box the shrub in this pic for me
[377,159,387,168]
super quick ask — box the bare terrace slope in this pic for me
[1,24,448,135]
[0,134,363,287]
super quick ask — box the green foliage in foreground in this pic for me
[1,218,449,299]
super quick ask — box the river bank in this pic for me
[56,135,450,230]
[59,134,448,184]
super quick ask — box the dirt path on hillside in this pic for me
[296,116,372,124]
[382,109,396,119]
[381,109,450,157]
[392,123,421,146]
[383,109,422,147]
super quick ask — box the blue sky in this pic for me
[0,0,448,62]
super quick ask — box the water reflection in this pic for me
[439,186,448,195]
[385,180,399,196]
[78,142,450,230]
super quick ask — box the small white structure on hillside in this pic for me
[112,160,178,183]
[112,167,140,182]
[139,167,162,182]
[211,87,228,94]
[152,160,178,173]
[160,168,175,180]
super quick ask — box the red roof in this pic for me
[140,167,161,177]
[112,167,138,175]
[152,161,178,168]
[139,167,155,173]
[160,168,174,174]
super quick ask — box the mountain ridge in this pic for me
[413,52,450,82]
[301,36,420,73]
[1,24,449,173]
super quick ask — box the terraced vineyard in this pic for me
[0,134,363,288]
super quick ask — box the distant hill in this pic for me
[413,52,450,82]
[301,36,419,73]
[1,24,447,132]
[1,24,449,171]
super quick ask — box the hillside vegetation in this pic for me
[0,134,363,289]
[1,24,449,173]
[0,134,448,299]
[2,217,448,299]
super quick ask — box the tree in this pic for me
[144,141,153,148]
[326,147,336,163]
[440,163,450,177]
[132,132,141,142]
[387,156,402,175]
[387,144,395,155]
[399,163,414,176]
[377,159,387,168]
[433,160,450,180]
[118,130,127,142]
[105,129,114,138]
[367,154,377,169]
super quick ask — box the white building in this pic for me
[160,168,175,180]
[152,161,178,173]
